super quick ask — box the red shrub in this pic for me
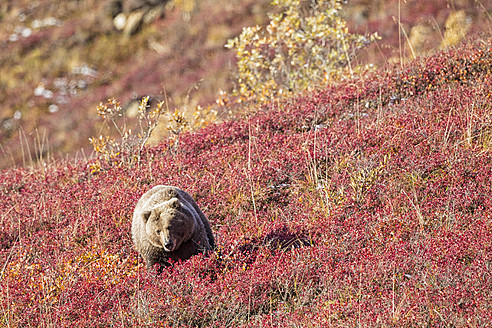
[1,37,491,326]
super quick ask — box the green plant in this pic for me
[89,97,166,170]
[89,94,220,169]
[166,108,191,151]
[226,0,379,104]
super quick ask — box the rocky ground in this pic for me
[0,0,491,170]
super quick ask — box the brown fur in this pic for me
[131,185,215,269]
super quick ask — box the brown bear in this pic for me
[131,185,215,269]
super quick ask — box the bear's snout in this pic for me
[163,240,175,252]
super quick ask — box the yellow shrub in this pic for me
[226,0,379,104]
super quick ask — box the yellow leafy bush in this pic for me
[226,0,379,103]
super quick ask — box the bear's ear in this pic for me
[169,198,181,209]
[142,210,152,223]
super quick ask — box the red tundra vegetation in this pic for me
[1,37,492,326]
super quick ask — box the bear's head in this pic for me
[142,198,194,252]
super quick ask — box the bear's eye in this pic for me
[156,229,161,235]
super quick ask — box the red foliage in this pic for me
[1,37,492,326]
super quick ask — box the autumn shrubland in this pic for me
[1,0,492,170]
[1,0,492,326]
[1,28,492,325]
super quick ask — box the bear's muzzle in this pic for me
[163,239,175,252]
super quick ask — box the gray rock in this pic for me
[113,13,127,30]
[123,10,145,36]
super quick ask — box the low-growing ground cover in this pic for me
[2,0,492,171]
[1,37,491,326]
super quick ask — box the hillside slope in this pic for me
[1,36,491,326]
[1,0,491,171]
[0,0,269,170]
